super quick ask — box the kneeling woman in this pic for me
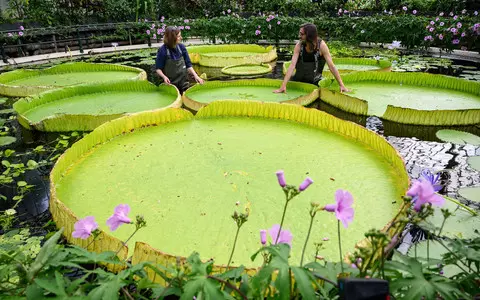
[155,26,203,93]
[275,23,349,93]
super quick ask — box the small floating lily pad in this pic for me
[458,187,480,203]
[435,130,480,145]
[467,156,480,172]
[221,64,272,76]
[421,196,479,239]
[0,136,16,146]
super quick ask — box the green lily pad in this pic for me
[436,130,480,145]
[467,156,480,172]
[0,136,16,146]
[421,196,479,239]
[458,187,480,203]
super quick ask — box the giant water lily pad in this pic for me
[0,62,147,97]
[13,81,181,132]
[435,130,480,145]
[187,44,277,67]
[183,79,318,111]
[320,72,480,126]
[50,101,408,271]
[221,64,272,76]
[283,58,391,75]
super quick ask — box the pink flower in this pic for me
[106,204,131,231]
[322,237,329,241]
[440,22,444,26]
[474,11,478,16]
[402,6,407,11]
[435,17,439,21]
[18,32,23,36]
[184,19,189,23]
[407,180,445,211]
[276,170,286,187]
[430,21,435,25]
[299,177,313,191]
[151,24,155,28]
[453,15,458,20]
[260,230,267,245]
[461,32,466,37]
[429,27,434,32]
[185,26,190,30]
[439,34,444,40]
[227,9,231,13]
[157,29,161,35]
[268,224,293,246]
[19,26,24,30]
[72,216,98,239]
[277,21,281,25]
[146,29,150,35]
[255,29,261,35]
[324,189,354,228]
[7,33,12,37]
[413,10,417,15]
[439,12,444,16]
[452,39,460,44]
[153,34,157,39]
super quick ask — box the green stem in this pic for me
[226,225,241,269]
[438,217,447,236]
[300,211,315,267]
[444,196,477,216]
[433,237,476,275]
[207,276,248,300]
[115,227,139,257]
[275,198,289,244]
[338,220,344,274]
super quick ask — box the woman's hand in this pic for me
[162,76,171,85]
[194,75,204,84]
[274,85,287,93]
[340,85,350,93]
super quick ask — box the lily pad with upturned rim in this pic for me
[14,81,181,132]
[221,64,272,76]
[50,101,408,272]
[187,44,277,67]
[319,72,480,126]
[182,78,318,111]
[0,62,147,97]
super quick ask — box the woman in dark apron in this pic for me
[155,26,203,94]
[275,23,349,94]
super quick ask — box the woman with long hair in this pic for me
[155,26,203,93]
[275,23,349,93]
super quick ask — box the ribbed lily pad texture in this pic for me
[183,78,318,111]
[320,72,480,126]
[0,62,147,97]
[13,81,181,132]
[187,44,277,67]
[50,102,408,272]
[283,58,392,75]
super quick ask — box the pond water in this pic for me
[0,49,478,257]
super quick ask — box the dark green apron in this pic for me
[164,45,189,93]
[293,41,326,85]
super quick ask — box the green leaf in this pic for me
[250,265,274,299]
[27,160,38,169]
[291,266,316,299]
[17,181,27,187]
[386,252,464,300]
[27,228,64,282]
[217,265,245,280]
[180,276,205,300]
[187,252,212,276]
[0,136,16,147]
[88,275,124,300]
[203,278,227,300]
[436,130,480,145]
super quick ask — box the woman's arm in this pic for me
[187,67,204,84]
[320,41,350,93]
[155,47,170,84]
[182,44,203,84]
[274,43,301,93]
